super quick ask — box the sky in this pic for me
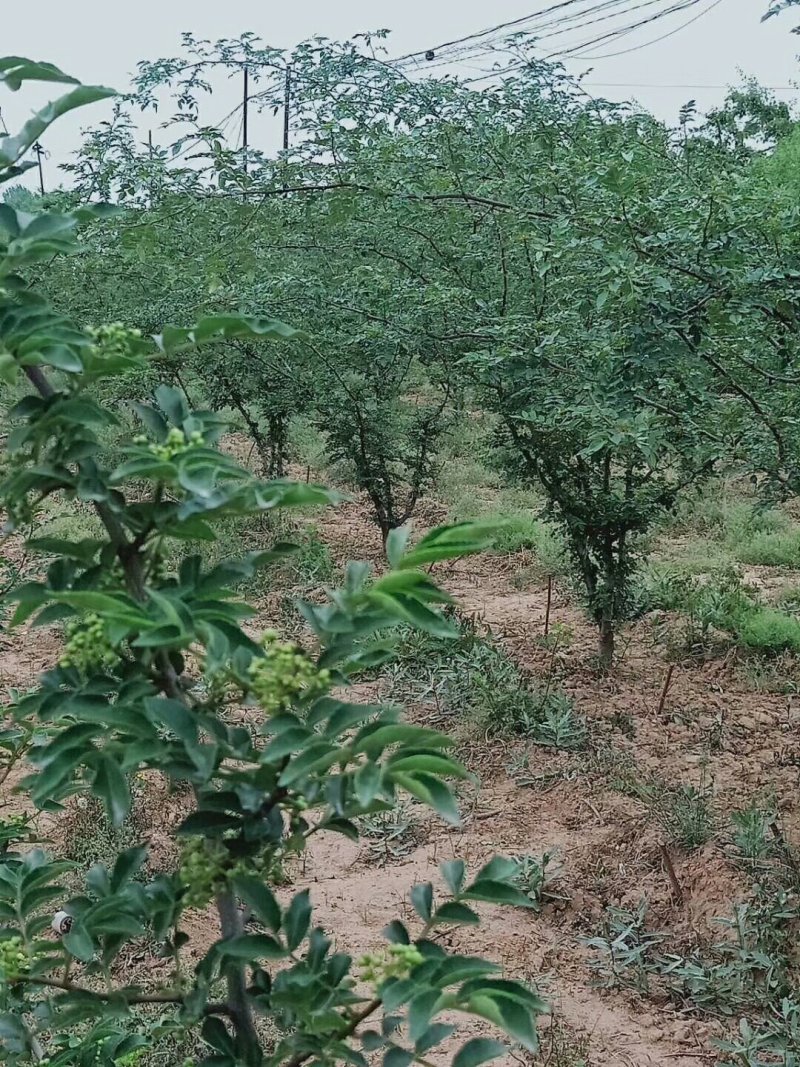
[2,0,798,189]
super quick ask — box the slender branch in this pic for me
[283,998,382,1067]
[20,975,231,1015]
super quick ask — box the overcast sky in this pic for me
[2,0,798,188]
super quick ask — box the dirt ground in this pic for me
[4,486,800,1066]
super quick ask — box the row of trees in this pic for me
[22,34,800,671]
[0,57,547,1067]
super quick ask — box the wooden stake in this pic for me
[660,844,683,904]
[656,663,675,717]
[544,575,552,637]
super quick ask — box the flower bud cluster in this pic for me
[247,631,331,714]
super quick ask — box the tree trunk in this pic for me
[598,618,614,670]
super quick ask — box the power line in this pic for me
[390,0,598,64]
[549,0,706,57]
[585,81,795,89]
[571,0,726,57]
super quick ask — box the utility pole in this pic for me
[282,65,291,152]
[242,65,249,179]
[33,142,45,196]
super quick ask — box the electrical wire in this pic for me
[548,0,705,57]
[571,0,726,57]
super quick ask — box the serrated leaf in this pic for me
[284,889,311,951]
[232,876,281,933]
[453,1038,508,1067]
[431,901,480,926]
[440,859,466,895]
[410,882,433,922]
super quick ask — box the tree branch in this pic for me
[19,975,231,1015]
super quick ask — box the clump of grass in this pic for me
[636,564,696,612]
[387,618,585,750]
[729,805,777,868]
[736,609,800,654]
[283,525,337,587]
[492,511,569,571]
[735,530,800,568]
[660,783,715,851]
[597,753,715,850]
[287,414,330,477]
[587,891,800,1019]
[60,795,140,875]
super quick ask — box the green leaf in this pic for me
[154,314,302,355]
[431,901,480,926]
[416,1023,455,1055]
[232,876,281,933]
[393,772,461,826]
[284,889,311,951]
[178,811,240,836]
[354,725,451,758]
[388,753,468,778]
[0,57,80,91]
[217,934,285,960]
[63,922,94,963]
[440,859,466,895]
[92,756,130,826]
[453,1038,508,1067]
[464,993,539,1052]
[202,1016,236,1057]
[410,882,433,922]
[111,847,147,891]
[408,990,441,1043]
[462,879,536,909]
[355,762,383,807]
[0,84,116,166]
[383,1049,413,1067]
[385,524,412,569]
[278,742,341,787]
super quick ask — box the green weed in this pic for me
[386,619,585,749]
[736,530,800,567]
[358,801,421,865]
[737,609,800,654]
[660,783,715,851]
[730,806,776,868]
[513,852,559,911]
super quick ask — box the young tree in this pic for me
[0,60,544,1067]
